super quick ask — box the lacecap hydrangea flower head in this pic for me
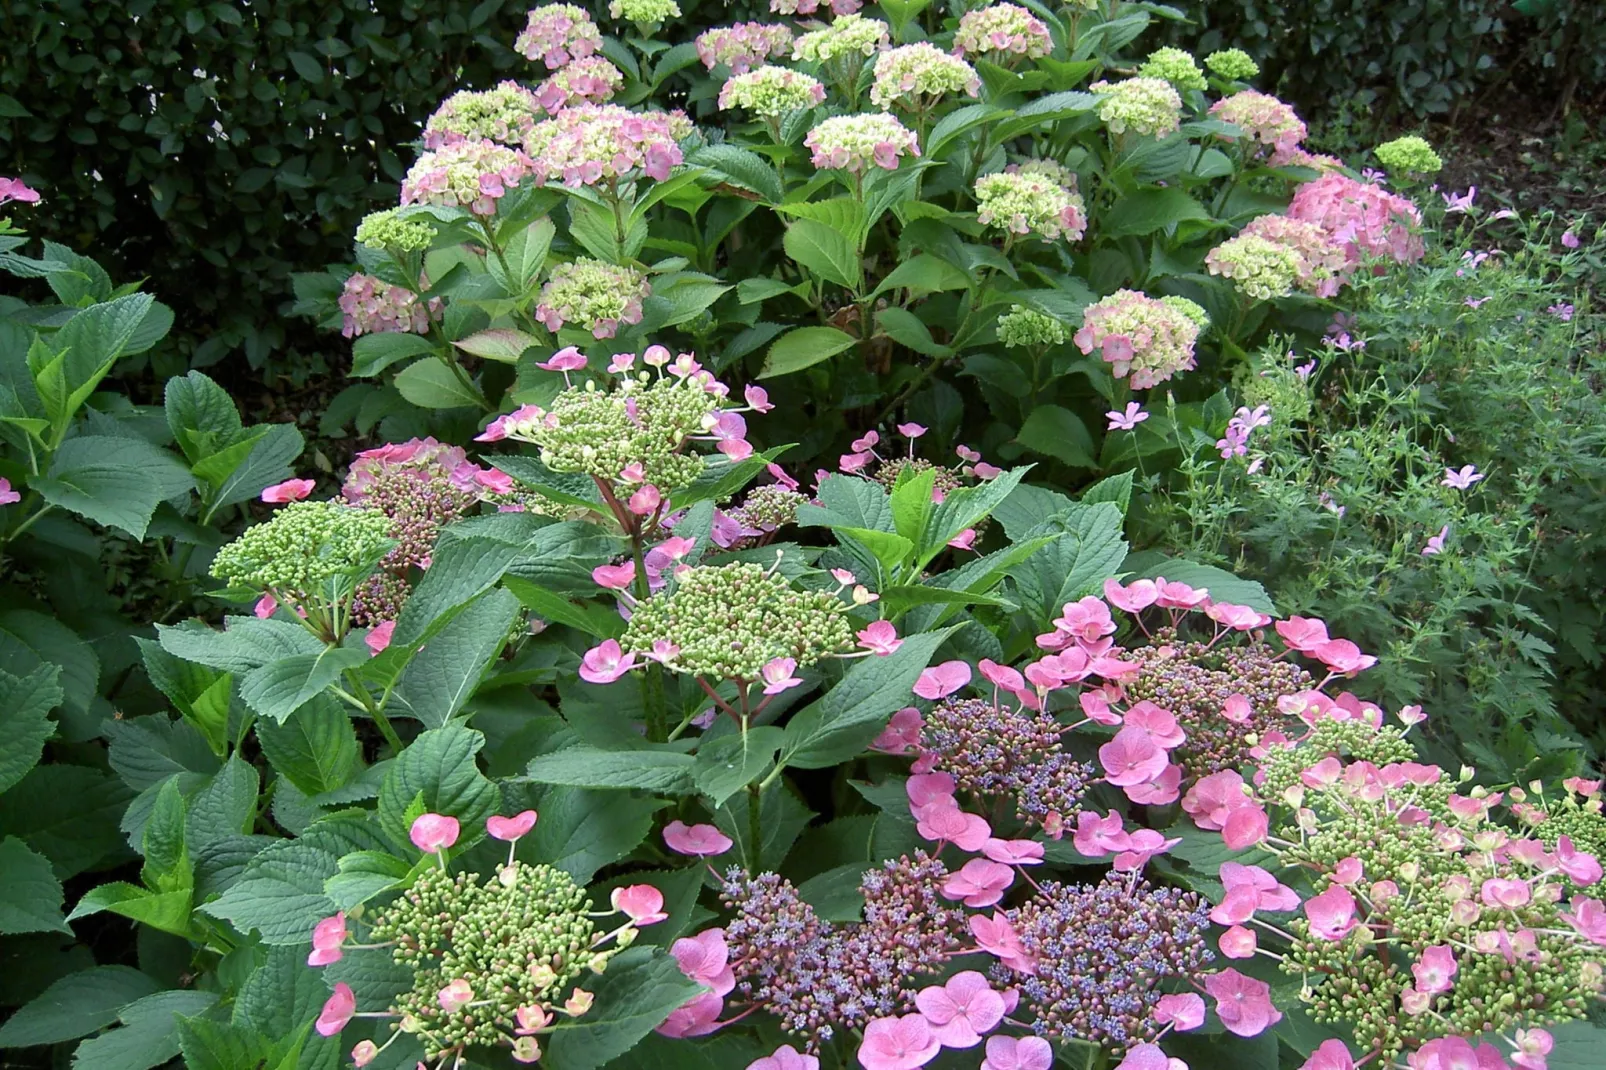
[609,0,680,24]
[1075,290,1206,388]
[1205,48,1259,81]
[998,305,1070,348]
[1209,90,1307,161]
[534,56,624,113]
[338,274,440,338]
[515,4,602,69]
[535,258,650,339]
[719,66,827,118]
[1374,134,1444,176]
[974,165,1087,242]
[1090,77,1183,138]
[952,3,1051,63]
[870,43,981,110]
[1139,47,1208,91]
[400,139,535,215]
[804,113,920,174]
[423,82,545,149]
[523,104,687,187]
[792,13,890,64]
[697,23,795,74]
[1287,172,1425,267]
[354,208,435,254]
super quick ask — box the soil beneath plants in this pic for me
[1426,98,1606,219]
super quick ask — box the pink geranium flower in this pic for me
[487,810,538,841]
[941,858,1015,907]
[580,639,637,683]
[364,620,395,655]
[410,813,460,854]
[316,983,356,1036]
[1304,884,1359,940]
[914,971,1005,1048]
[1204,968,1282,1037]
[913,660,972,700]
[748,1046,818,1070]
[1099,725,1170,786]
[1442,464,1484,490]
[982,1036,1053,1070]
[261,478,316,503]
[1107,402,1150,431]
[760,656,804,694]
[611,884,668,925]
[656,992,724,1037]
[1155,992,1206,1031]
[307,912,347,967]
[858,1014,942,1070]
[663,820,734,857]
[671,928,736,996]
[858,620,903,655]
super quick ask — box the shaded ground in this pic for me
[1429,100,1606,219]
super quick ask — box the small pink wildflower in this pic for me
[611,884,668,925]
[664,821,734,857]
[580,639,637,684]
[261,478,315,503]
[410,813,460,854]
[760,656,805,694]
[1107,402,1150,431]
[315,983,356,1037]
[487,810,538,841]
[857,620,903,655]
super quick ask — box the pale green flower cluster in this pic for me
[510,373,721,489]
[1012,158,1078,191]
[355,208,434,253]
[369,862,609,1062]
[870,43,981,109]
[1374,135,1444,175]
[998,305,1070,348]
[1205,48,1260,81]
[211,500,393,594]
[719,65,827,117]
[952,3,1052,62]
[1240,213,1350,296]
[1140,47,1208,92]
[793,14,890,64]
[1161,294,1210,328]
[1205,233,1305,299]
[974,170,1087,241]
[622,562,854,679]
[422,82,545,150]
[804,112,920,173]
[535,259,650,340]
[609,0,680,23]
[1090,77,1183,137]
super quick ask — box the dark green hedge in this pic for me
[0,0,536,379]
[1,0,1596,383]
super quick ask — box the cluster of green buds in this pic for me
[1139,47,1208,92]
[1228,706,1606,1062]
[312,812,669,1067]
[355,207,436,255]
[998,305,1072,348]
[1519,776,1606,894]
[620,561,855,683]
[365,861,609,1062]
[1373,134,1444,178]
[478,344,769,540]
[211,500,393,640]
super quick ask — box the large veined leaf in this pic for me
[33,435,195,540]
[544,948,704,1070]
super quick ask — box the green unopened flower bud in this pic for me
[1374,135,1443,176]
[1205,48,1259,81]
[211,500,393,594]
[998,305,1070,348]
[356,207,436,253]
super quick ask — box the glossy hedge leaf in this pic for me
[782,219,861,291]
[525,746,697,794]
[350,333,435,377]
[504,576,625,639]
[164,370,242,462]
[254,694,360,797]
[393,358,485,410]
[0,764,132,879]
[452,327,540,363]
[376,726,500,846]
[202,815,392,945]
[1120,551,1277,615]
[759,326,856,378]
[0,837,70,934]
[545,947,704,1070]
[0,965,161,1048]
[689,144,783,204]
[34,435,195,540]
[389,587,520,727]
[1006,502,1128,625]
[693,726,784,808]
[485,217,553,295]
[876,307,952,358]
[71,990,219,1070]
[1100,187,1211,238]
[240,645,369,724]
[780,627,958,769]
[871,253,969,298]
[392,534,526,647]
[927,103,1007,157]
[0,663,60,795]
[1015,404,1096,468]
[523,784,664,884]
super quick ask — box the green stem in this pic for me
[339,669,404,754]
[1,499,52,544]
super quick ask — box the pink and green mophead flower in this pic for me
[523,104,686,187]
[697,22,795,73]
[804,112,919,174]
[515,4,602,69]
[400,139,535,215]
[953,3,1052,62]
